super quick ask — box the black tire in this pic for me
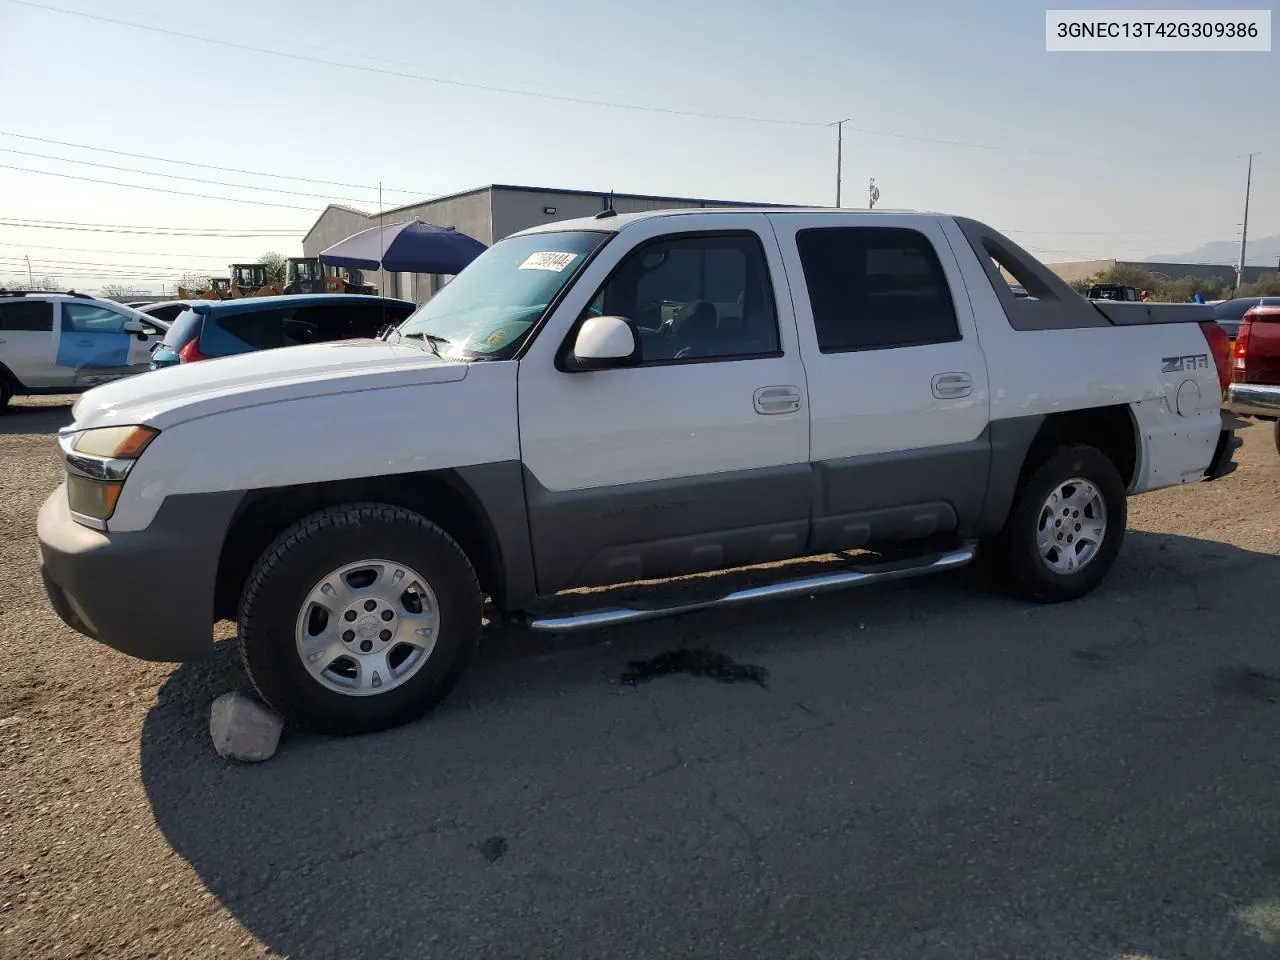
[1273,419,1280,457]
[238,503,483,735]
[987,444,1127,603]
[0,376,11,413]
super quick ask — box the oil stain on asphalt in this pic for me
[621,649,769,688]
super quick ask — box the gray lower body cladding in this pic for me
[34,416,1052,663]
[38,488,244,662]
[521,419,1047,596]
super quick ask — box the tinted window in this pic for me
[588,232,780,364]
[1215,298,1280,325]
[61,302,128,333]
[796,227,960,352]
[289,302,410,343]
[0,300,53,331]
[143,303,186,323]
[211,308,293,352]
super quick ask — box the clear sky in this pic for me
[0,0,1277,291]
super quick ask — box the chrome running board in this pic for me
[525,545,976,635]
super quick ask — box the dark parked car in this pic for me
[149,294,418,369]
[1214,296,1280,340]
[132,300,190,326]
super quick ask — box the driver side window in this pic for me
[587,232,781,364]
[62,302,128,334]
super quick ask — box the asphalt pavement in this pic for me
[2,397,1279,960]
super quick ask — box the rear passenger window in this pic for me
[0,300,54,331]
[214,309,291,351]
[795,228,961,353]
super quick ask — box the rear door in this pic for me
[770,214,992,550]
[0,298,60,387]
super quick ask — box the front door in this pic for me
[770,214,993,551]
[56,301,161,386]
[517,218,811,594]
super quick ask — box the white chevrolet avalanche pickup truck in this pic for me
[36,209,1240,735]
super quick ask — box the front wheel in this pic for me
[987,445,1127,603]
[1273,419,1279,457]
[238,503,483,735]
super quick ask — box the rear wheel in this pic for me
[237,503,483,735]
[1273,419,1279,457]
[987,444,1127,603]
[0,376,11,413]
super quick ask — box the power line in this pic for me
[8,0,817,127]
[0,255,228,272]
[0,162,319,210]
[0,146,397,204]
[5,0,1037,153]
[0,130,435,196]
[0,217,303,236]
[0,240,269,259]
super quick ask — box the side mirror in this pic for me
[564,316,640,372]
[122,318,145,334]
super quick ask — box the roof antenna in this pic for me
[595,189,618,220]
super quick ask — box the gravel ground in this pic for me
[2,396,1279,960]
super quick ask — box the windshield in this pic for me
[394,230,609,359]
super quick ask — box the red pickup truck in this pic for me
[1225,304,1280,454]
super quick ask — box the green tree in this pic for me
[1239,272,1280,297]
[259,251,288,284]
[1158,275,1230,303]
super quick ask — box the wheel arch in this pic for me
[976,405,1139,538]
[213,465,535,622]
[0,360,23,392]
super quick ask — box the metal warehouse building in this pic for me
[302,183,795,303]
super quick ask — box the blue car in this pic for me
[149,294,418,369]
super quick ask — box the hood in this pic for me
[71,338,467,430]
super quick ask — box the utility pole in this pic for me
[24,255,32,288]
[832,119,850,207]
[1236,152,1255,293]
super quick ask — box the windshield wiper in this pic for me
[397,330,451,358]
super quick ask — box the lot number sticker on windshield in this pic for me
[519,252,578,272]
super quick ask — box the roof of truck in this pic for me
[511,207,939,237]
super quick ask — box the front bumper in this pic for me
[1225,382,1280,420]
[37,484,243,662]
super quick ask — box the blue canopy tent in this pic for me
[319,219,488,275]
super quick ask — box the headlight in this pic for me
[70,425,158,459]
[58,425,159,525]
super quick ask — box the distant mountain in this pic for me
[1147,234,1280,267]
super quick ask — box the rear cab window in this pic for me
[794,227,961,352]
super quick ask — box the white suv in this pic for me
[0,292,166,411]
